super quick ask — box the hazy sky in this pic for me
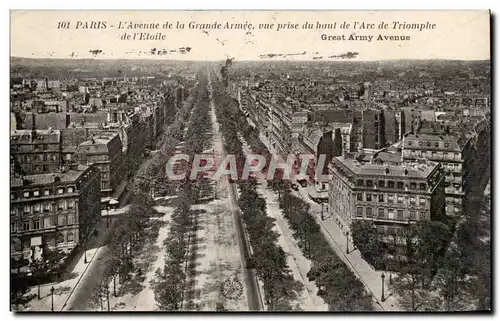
[11,10,490,61]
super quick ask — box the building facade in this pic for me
[11,129,62,175]
[402,133,471,216]
[73,131,125,198]
[328,156,446,237]
[10,165,101,266]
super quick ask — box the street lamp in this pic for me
[84,242,88,264]
[346,231,350,254]
[50,286,55,311]
[107,284,111,311]
[381,273,386,302]
[106,206,110,228]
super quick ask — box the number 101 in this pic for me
[57,21,71,29]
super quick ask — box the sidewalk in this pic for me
[24,222,109,311]
[316,216,401,311]
[258,130,402,311]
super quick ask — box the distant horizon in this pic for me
[10,56,491,63]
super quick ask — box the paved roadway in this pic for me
[207,62,264,311]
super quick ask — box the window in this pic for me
[67,200,75,209]
[43,165,49,172]
[397,195,404,204]
[44,217,52,228]
[434,142,439,148]
[388,181,395,188]
[397,210,404,220]
[388,209,394,219]
[43,203,51,212]
[23,205,30,214]
[43,144,48,150]
[397,181,404,189]
[57,201,65,210]
[409,211,416,220]
[378,180,385,188]
[10,208,16,216]
[67,232,74,243]
[57,234,65,244]
[33,220,40,230]
[388,194,394,203]
[23,191,30,198]
[378,208,385,218]
[410,197,416,205]
[366,180,373,187]
[418,141,423,147]
[68,215,75,225]
[23,221,30,231]
[43,154,48,161]
[356,207,363,217]
[426,142,431,147]
[10,193,15,200]
[407,141,412,146]
[366,207,373,218]
[44,189,50,196]
[420,198,426,206]
[67,187,74,193]
[410,182,417,189]
[378,194,384,202]
[66,154,71,160]
[420,183,426,190]
[366,194,372,202]
[357,179,364,187]
[357,193,363,201]
[444,143,449,148]
[58,216,67,226]
[57,188,64,195]
[33,204,41,213]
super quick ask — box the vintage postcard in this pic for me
[10,10,491,312]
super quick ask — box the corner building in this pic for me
[328,156,447,237]
[10,165,101,267]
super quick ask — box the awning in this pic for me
[112,179,128,200]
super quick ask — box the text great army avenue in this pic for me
[321,33,411,42]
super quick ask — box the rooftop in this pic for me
[11,165,90,188]
[333,156,439,179]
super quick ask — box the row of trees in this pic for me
[238,180,298,310]
[89,78,204,311]
[389,192,490,311]
[350,220,454,311]
[90,192,159,310]
[225,87,373,311]
[134,86,198,197]
[212,82,300,311]
[151,77,213,310]
[11,245,66,310]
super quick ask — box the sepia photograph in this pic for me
[9,10,491,312]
